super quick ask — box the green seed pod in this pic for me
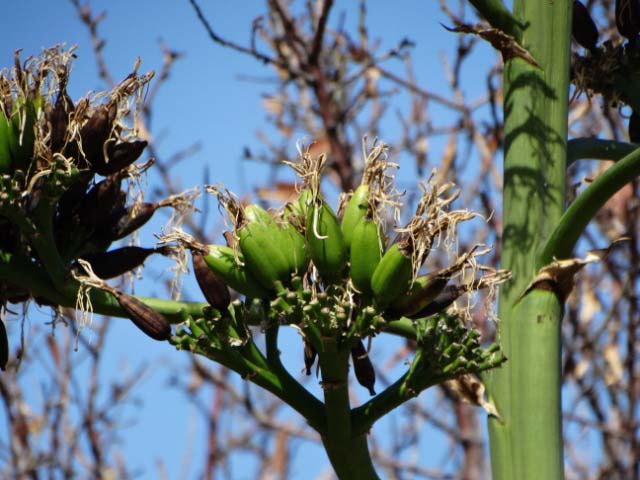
[192,251,231,310]
[282,222,310,276]
[8,97,39,172]
[244,204,274,224]
[203,244,272,299]
[290,189,313,220]
[306,199,347,284]
[351,339,376,396]
[387,271,450,317]
[0,113,13,173]
[341,184,370,249]
[370,239,413,309]
[238,207,292,289]
[572,1,599,52]
[349,215,383,293]
[115,291,171,341]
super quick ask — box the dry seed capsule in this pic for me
[81,246,168,279]
[0,319,8,370]
[388,271,450,317]
[616,0,640,41]
[96,140,148,176]
[192,251,231,310]
[76,176,124,225]
[49,87,74,153]
[630,111,640,143]
[56,171,95,222]
[572,1,599,53]
[57,176,121,256]
[115,291,171,341]
[351,340,376,396]
[108,203,158,240]
[409,285,466,319]
[303,340,317,375]
[81,103,117,172]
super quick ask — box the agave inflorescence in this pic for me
[171,140,510,396]
[0,47,507,411]
[0,47,198,349]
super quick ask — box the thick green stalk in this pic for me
[264,325,327,434]
[383,317,417,340]
[486,1,571,479]
[541,144,640,264]
[318,337,379,479]
[567,138,637,166]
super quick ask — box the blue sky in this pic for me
[0,1,498,478]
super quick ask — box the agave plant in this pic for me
[0,50,508,478]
